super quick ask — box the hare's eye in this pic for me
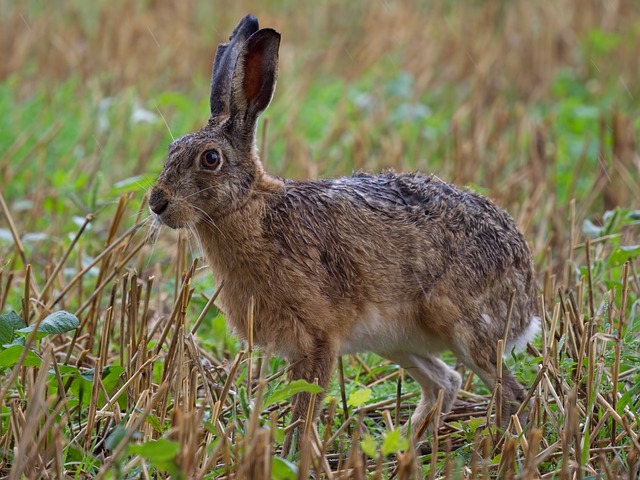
[201,150,222,170]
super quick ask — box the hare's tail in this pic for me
[506,315,540,354]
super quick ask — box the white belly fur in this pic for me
[338,304,443,356]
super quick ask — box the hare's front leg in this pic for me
[384,352,462,435]
[282,338,336,455]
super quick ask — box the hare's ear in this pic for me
[210,15,260,118]
[228,28,280,131]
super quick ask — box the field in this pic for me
[1,0,640,478]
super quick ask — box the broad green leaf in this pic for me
[105,425,128,450]
[381,429,409,456]
[80,369,96,382]
[360,434,378,459]
[4,337,25,348]
[347,388,371,407]
[0,345,41,367]
[608,245,640,267]
[54,365,81,377]
[128,438,180,462]
[0,311,27,345]
[69,365,125,407]
[263,379,323,408]
[272,457,297,480]
[16,311,79,336]
[82,365,125,393]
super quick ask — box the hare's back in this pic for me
[270,171,532,292]
[282,171,526,249]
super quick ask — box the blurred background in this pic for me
[1,3,639,476]
[1,0,639,273]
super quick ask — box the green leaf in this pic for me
[585,28,621,56]
[4,336,25,347]
[263,379,323,408]
[381,429,409,456]
[68,365,126,407]
[273,424,285,445]
[145,413,164,433]
[0,345,41,367]
[105,425,128,450]
[0,311,27,345]
[272,457,298,480]
[128,438,180,462]
[347,388,372,407]
[56,365,81,376]
[467,416,486,433]
[609,245,640,267]
[16,311,79,336]
[360,434,379,459]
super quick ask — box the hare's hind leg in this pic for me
[451,343,526,429]
[385,352,461,435]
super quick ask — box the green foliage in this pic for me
[16,310,80,337]
[381,429,410,456]
[271,457,298,480]
[582,28,621,58]
[128,439,183,477]
[361,429,409,460]
[0,311,26,345]
[55,365,126,408]
[0,310,79,368]
[580,208,640,294]
[0,345,42,367]
[347,388,372,408]
[263,379,324,409]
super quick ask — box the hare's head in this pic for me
[149,15,280,229]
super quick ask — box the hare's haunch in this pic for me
[149,14,538,451]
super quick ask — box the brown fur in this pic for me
[149,15,537,452]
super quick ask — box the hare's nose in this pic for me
[149,190,169,215]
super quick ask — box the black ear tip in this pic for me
[249,28,281,48]
[264,28,281,40]
[231,14,260,41]
[242,14,259,26]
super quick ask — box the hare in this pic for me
[149,15,538,451]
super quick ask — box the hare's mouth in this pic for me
[149,206,190,230]
[149,189,190,229]
[150,211,175,229]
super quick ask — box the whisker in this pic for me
[191,205,227,241]
[185,225,198,262]
[155,104,175,141]
[187,224,205,262]
[143,217,162,270]
[135,176,154,193]
[183,184,219,200]
[183,183,284,202]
